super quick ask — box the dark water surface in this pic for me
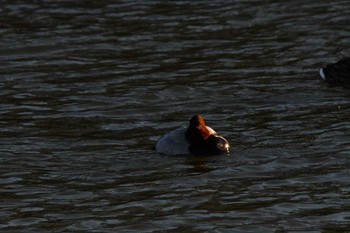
[1,0,350,232]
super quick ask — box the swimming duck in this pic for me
[320,57,350,88]
[154,115,229,156]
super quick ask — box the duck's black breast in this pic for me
[188,135,229,156]
[321,57,350,88]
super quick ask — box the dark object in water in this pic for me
[320,57,350,88]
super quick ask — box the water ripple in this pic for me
[1,0,350,232]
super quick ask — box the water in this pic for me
[1,0,350,232]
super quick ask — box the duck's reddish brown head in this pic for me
[186,115,211,145]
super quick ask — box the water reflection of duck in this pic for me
[154,115,229,156]
[320,57,350,88]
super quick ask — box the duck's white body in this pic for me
[319,68,326,80]
[155,126,216,155]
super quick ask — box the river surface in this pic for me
[1,0,350,232]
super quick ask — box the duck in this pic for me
[154,115,230,156]
[320,57,350,88]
